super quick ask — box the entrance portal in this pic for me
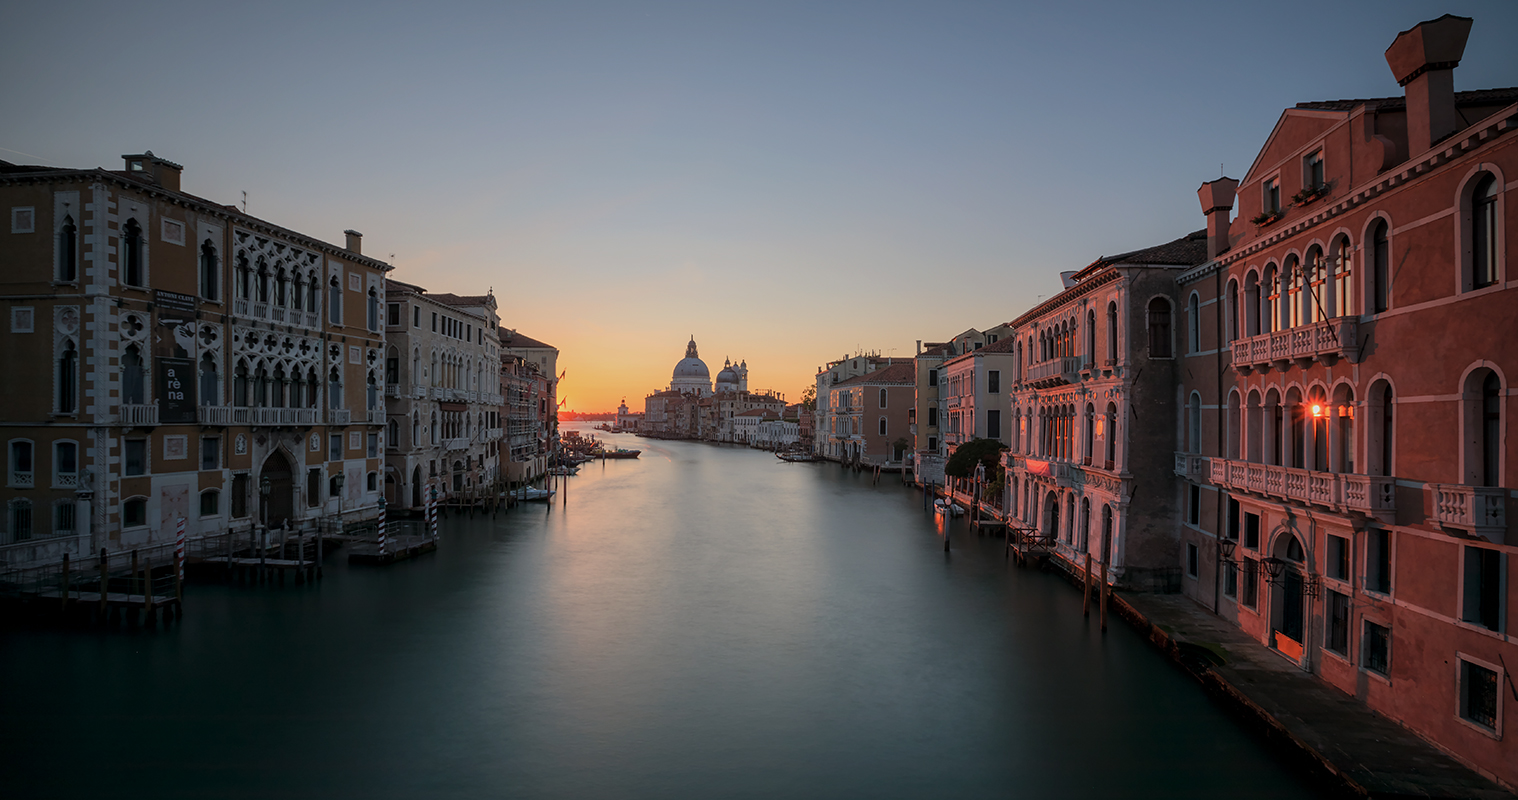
[260,449,296,528]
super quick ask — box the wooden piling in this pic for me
[99,548,108,619]
[131,550,140,599]
[61,552,71,613]
[142,562,153,627]
[1083,553,1092,617]
[1098,558,1108,632]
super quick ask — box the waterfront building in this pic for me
[615,399,642,432]
[826,362,916,468]
[1003,230,1208,589]
[381,280,502,507]
[1173,16,1516,785]
[0,152,390,564]
[812,352,902,460]
[732,408,776,445]
[642,338,780,441]
[912,341,951,460]
[499,328,558,481]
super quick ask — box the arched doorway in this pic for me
[452,460,465,492]
[1044,491,1060,542]
[384,470,398,506]
[411,466,423,508]
[1269,533,1308,660]
[259,449,295,528]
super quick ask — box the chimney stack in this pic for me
[344,229,363,254]
[121,151,182,192]
[1197,177,1239,260]
[1385,14,1472,156]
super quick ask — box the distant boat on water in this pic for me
[601,448,641,459]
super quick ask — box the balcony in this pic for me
[1232,317,1358,372]
[444,437,470,451]
[233,298,250,316]
[385,385,400,398]
[11,470,34,488]
[119,404,158,427]
[367,409,385,425]
[1027,356,1082,388]
[485,428,503,441]
[249,407,320,426]
[270,306,287,324]
[1173,452,1204,481]
[304,312,320,329]
[1207,457,1396,521]
[1430,484,1507,542]
[198,405,235,426]
[328,409,352,425]
[251,301,269,320]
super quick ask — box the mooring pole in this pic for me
[98,548,108,619]
[1099,558,1109,632]
[1083,553,1092,617]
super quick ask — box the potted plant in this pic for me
[1250,209,1283,226]
[1292,183,1328,206]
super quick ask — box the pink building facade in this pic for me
[1174,16,1517,788]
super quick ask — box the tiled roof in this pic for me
[980,337,1016,354]
[431,292,494,307]
[917,342,953,358]
[1097,229,1209,268]
[1295,87,1518,113]
[737,409,776,417]
[385,278,426,294]
[498,327,555,350]
[833,362,916,386]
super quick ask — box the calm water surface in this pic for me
[3,434,1324,799]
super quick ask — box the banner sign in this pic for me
[154,289,197,317]
[157,357,197,423]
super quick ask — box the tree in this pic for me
[943,438,1006,479]
[800,386,816,411]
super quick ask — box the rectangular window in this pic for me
[368,433,379,459]
[231,474,249,518]
[330,434,342,463]
[878,418,886,436]
[1326,589,1350,655]
[1327,534,1349,581]
[1227,497,1240,541]
[200,436,220,471]
[122,498,146,527]
[987,409,1001,440]
[1244,511,1260,550]
[927,406,938,427]
[1186,542,1199,578]
[1459,659,1500,732]
[125,439,147,476]
[1366,529,1392,594]
[1462,546,1504,632]
[927,436,937,451]
[432,312,438,332]
[54,441,77,485]
[1264,177,1281,214]
[1241,560,1259,608]
[1363,621,1390,676]
[9,440,34,486]
[928,369,938,387]
[387,303,400,326]
[1187,484,1200,525]
[307,468,321,508]
[1304,150,1324,189]
[987,370,1000,394]
[1223,562,1238,598]
[413,306,420,327]
[54,500,75,534]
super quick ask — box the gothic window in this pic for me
[1468,173,1500,291]
[122,218,143,286]
[328,367,342,409]
[233,361,249,407]
[328,276,342,326]
[1370,220,1390,313]
[122,346,145,405]
[367,288,380,332]
[199,354,219,406]
[1330,236,1354,317]
[1147,297,1172,358]
[57,339,77,413]
[236,253,251,300]
[1186,293,1200,353]
[1263,263,1279,333]
[1106,302,1117,361]
[256,259,270,303]
[58,216,77,282]
[200,240,218,301]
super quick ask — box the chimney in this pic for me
[121,151,182,192]
[1197,177,1239,259]
[344,229,363,254]
[1385,14,1472,156]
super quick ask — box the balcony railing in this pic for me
[305,312,320,329]
[1232,317,1358,371]
[249,407,320,426]
[385,385,400,398]
[119,404,159,426]
[1430,484,1507,540]
[11,470,34,488]
[485,428,502,441]
[328,409,352,425]
[1207,456,1397,521]
[444,437,470,451]
[270,307,287,323]
[251,301,269,319]
[367,409,385,425]
[1027,356,1082,388]
[1173,452,1203,481]
[198,405,235,426]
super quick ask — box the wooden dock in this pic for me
[347,535,436,565]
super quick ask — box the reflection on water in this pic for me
[2,434,1324,799]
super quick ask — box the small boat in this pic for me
[777,452,816,462]
[512,487,556,502]
[548,465,579,476]
[602,448,641,459]
[933,499,964,517]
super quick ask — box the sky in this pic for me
[4,1,1515,412]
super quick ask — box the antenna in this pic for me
[241,191,247,213]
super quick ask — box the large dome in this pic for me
[674,357,710,379]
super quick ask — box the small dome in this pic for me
[716,365,740,384]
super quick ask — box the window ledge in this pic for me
[1453,714,1502,741]
[1358,667,1392,686]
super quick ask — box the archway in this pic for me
[259,448,296,528]
[411,465,423,508]
[384,470,398,506]
[1044,490,1060,542]
[1269,533,1308,658]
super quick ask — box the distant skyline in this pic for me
[5,1,1515,411]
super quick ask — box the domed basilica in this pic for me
[667,336,746,397]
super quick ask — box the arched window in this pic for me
[388,419,399,448]
[290,370,305,408]
[200,353,219,406]
[1225,279,1239,344]
[122,346,145,405]
[1329,237,1353,317]
[1188,392,1201,454]
[1104,402,1118,467]
[307,272,319,312]
[367,373,379,411]
[1243,271,1260,336]
[235,253,251,300]
[328,367,342,409]
[58,340,77,413]
[292,274,305,312]
[58,216,77,282]
[878,388,887,408]
[411,412,420,448]
[1147,297,1171,358]
[122,218,143,286]
[271,366,287,408]
[1368,381,1394,477]
[256,259,270,303]
[233,361,249,407]
[1263,263,1279,332]
[328,276,342,325]
[430,412,438,445]
[1083,403,1094,465]
[1370,220,1390,313]
[1246,390,1263,463]
[275,268,288,307]
[1227,391,1241,460]
[1304,246,1326,323]
[1308,387,1328,471]
[1468,173,1500,290]
[199,240,218,300]
[1284,254,1303,328]
[1464,370,1503,486]
[367,288,380,332]
[1332,385,1355,473]
[1186,294,1200,353]
[1085,310,1096,363]
[1106,302,1117,362]
[253,365,269,407]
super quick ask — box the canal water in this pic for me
[2,434,1325,799]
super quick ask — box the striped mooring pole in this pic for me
[429,485,439,539]
[377,500,388,555]
[175,516,186,582]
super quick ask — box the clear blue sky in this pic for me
[4,1,1514,409]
